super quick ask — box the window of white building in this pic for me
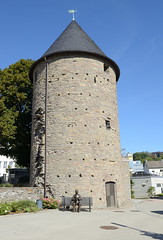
[157,183,161,187]
[9,161,14,168]
[3,161,8,169]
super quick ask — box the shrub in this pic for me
[41,198,60,209]
[0,202,12,215]
[155,193,163,197]
[130,180,135,198]
[0,200,39,215]
[11,200,39,213]
[147,186,155,198]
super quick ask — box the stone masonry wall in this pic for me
[0,187,44,202]
[30,54,131,208]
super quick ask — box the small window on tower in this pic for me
[104,63,109,72]
[105,120,111,130]
[34,71,38,82]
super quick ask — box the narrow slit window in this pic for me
[105,120,111,130]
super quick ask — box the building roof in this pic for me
[132,171,150,177]
[42,20,107,58]
[29,20,120,81]
[145,160,163,169]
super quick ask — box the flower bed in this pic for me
[40,198,60,209]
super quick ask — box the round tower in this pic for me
[30,20,130,208]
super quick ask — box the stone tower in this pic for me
[30,20,130,208]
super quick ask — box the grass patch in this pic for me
[155,193,163,197]
[0,183,14,187]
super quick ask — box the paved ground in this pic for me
[0,199,163,240]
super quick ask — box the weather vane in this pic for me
[68,10,77,20]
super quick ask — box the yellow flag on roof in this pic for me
[68,10,77,13]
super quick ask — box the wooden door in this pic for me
[105,182,116,207]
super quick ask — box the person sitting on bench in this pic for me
[71,189,82,212]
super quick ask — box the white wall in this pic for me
[151,176,163,194]
[132,175,163,198]
[0,156,15,182]
[149,169,163,177]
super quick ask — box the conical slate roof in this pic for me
[30,20,120,80]
[42,20,107,58]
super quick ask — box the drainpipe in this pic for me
[44,57,48,198]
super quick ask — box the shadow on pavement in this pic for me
[112,222,163,240]
[151,211,163,215]
[152,197,163,200]
[59,207,90,212]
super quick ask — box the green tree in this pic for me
[0,59,34,168]
[133,151,162,164]
[133,152,149,161]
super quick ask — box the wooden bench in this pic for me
[62,197,93,212]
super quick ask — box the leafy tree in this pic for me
[0,59,34,168]
[133,152,150,162]
[133,151,163,164]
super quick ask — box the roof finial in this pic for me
[68,10,77,20]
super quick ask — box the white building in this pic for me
[144,160,163,176]
[151,176,163,194]
[0,156,15,182]
[129,160,144,173]
[132,172,163,198]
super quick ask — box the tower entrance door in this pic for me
[105,181,116,207]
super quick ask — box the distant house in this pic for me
[122,153,144,173]
[132,171,163,198]
[129,160,144,173]
[151,152,163,158]
[144,160,163,176]
[0,156,15,183]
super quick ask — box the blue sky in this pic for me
[0,0,163,154]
